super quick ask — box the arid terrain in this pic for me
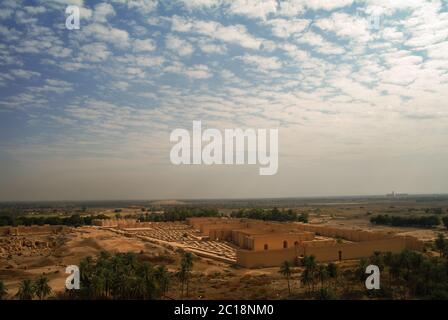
[1,196,447,299]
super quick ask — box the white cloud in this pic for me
[427,41,448,59]
[304,0,354,11]
[171,15,263,49]
[226,0,277,20]
[315,12,372,42]
[198,41,227,54]
[185,64,213,79]
[165,35,194,56]
[237,54,282,71]
[80,42,111,62]
[0,9,13,20]
[111,0,157,13]
[267,18,310,38]
[134,38,156,52]
[83,23,130,48]
[295,31,345,55]
[10,69,41,79]
[29,79,74,94]
[24,6,47,14]
[164,62,212,79]
[111,81,130,91]
[277,0,305,17]
[177,0,223,10]
[93,3,116,23]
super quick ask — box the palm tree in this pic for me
[33,275,52,300]
[435,233,447,258]
[176,265,188,298]
[355,258,369,282]
[155,265,170,298]
[300,255,317,294]
[302,255,317,270]
[0,280,7,300]
[370,251,385,271]
[180,252,194,297]
[326,262,338,288]
[16,279,34,300]
[300,268,314,294]
[138,262,156,299]
[279,261,292,295]
[316,264,329,289]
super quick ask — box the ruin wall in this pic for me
[0,225,67,236]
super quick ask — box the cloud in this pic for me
[237,54,282,71]
[171,15,263,49]
[83,23,130,48]
[2,0,448,199]
[184,64,213,79]
[176,0,223,11]
[30,79,74,94]
[303,0,354,11]
[0,9,13,20]
[165,35,194,56]
[315,12,372,42]
[198,41,227,54]
[267,18,310,38]
[80,42,111,62]
[10,69,41,79]
[93,3,116,23]
[111,81,130,91]
[226,0,277,20]
[134,38,156,52]
[277,0,305,17]
[295,31,345,55]
[111,0,157,13]
[164,62,212,79]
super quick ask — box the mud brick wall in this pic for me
[236,247,300,268]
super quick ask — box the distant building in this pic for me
[386,191,408,198]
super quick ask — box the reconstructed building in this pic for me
[186,217,423,268]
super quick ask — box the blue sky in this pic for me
[1,0,448,200]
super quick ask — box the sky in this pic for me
[0,0,448,201]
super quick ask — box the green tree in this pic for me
[16,279,34,300]
[178,252,194,298]
[370,251,385,271]
[33,275,52,300]
[155,265,170,298]
[355,258,369,282]
[279,261,292,295]
[0,280,7,300]
[442,216,448,229]
[326,262,339,287]
[316,264,329,289]
[177,265,188,298]
[301,255,317,293]
[435,233,447,258]
[138,262,157,299]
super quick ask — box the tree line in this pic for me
[370,214,445,228]
[0,250,195,300]
[0,214,110,227]
[138,208,220,222]
[231,207,309,222]
[0,275,51,300]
